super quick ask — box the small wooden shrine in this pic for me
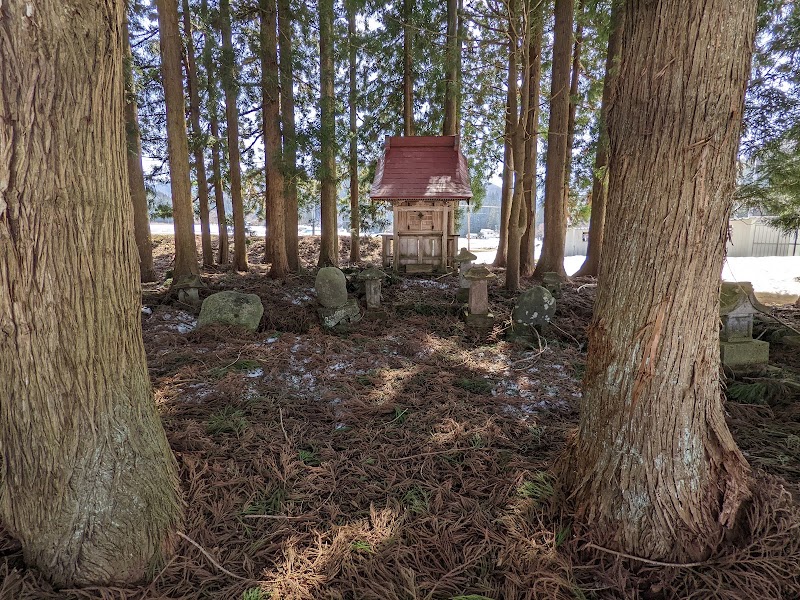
[370,135,472,272]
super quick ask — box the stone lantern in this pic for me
[464,264,495,329]
[541,271,563,299]
[452,248,477,302]
[719,281,769,370]
[358,264,386,310]
[173,274,205,307]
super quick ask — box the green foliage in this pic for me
[725,378,798,405]
[208,358,262,379]
[455,377,494,394]
[298,448,321,467]
[351,540,373,554]
[241,487,287,517]
[402,486,429,515]
[241,587,268,600]
[206,406,248,436]
[517,471,554,506]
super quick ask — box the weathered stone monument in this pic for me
[315,267,361,327]
[452,248,477,302]
[463,264,495,330]
[511,286,556,340]
[541,271,563,299]
[198,290,264,332]
[358,265,386,310]
[719,281,769,370]
[174,274,205,306]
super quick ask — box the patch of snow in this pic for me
[245,368,264,378]
[141,306,153,316]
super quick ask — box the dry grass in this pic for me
[2,238,800,599]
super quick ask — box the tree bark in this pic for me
[348,0,360,263]
[278,0,299,270]
[261,0,289,278]
[532,0,573,279]
[573,0,623,278]
[562,0,583,212]
[123,12,157,283]
[402,0,414,136]
[519,3,543,278]
[442,0,461,136]
[559,0,757,561]
[0,0,181,586]
[505,0,531,292]
[182,0,213,268]
[201,0,229,265]
[493,51,516,268]
[220,0,249,271]
[318,0,338,266]
[158,0,201,284]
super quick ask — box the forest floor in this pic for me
[3,236,800,599]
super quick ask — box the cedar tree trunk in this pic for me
[158,0,200,284]
[573,0,623,278]
[261,0,289,277]
[201,0,230,265]
[182,0,214,267]
[443,0,461,136]
[533,0,572,279]
[220,0,249,271]
[493,49,516,268]
[520,3,543,277]
[402,0,414,136]
[278,0,300,270]
[0,0,180,586]
[123,13,157,283]
[318,0,338,266]
[348,0,360,263]
[559,0,757,561]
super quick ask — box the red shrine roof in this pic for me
[370,135,472,201]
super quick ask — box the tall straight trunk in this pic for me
[220,0,249,271]
[402,0,414,136]
[182,0,213,267]
[493,51,516,268]
[318,0,338,266]
[261,0,289,277]
[443,0,461,136]
[123,13,157,283]
[278,0,299,270]
[562,0,584,209]
[348,0,360,263]
[533,0,573,279]
[0,0,180,586]
[506,0,531,292]
[574,0,623,277]
[520,3,543,277]
[202,0,229,264]
[559,0,757,561]
[158,0,200,283]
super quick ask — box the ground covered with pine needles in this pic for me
[2,236,800,599]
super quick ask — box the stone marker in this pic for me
[511,286,556,338]
[719,281,769,370]
[315,267,348,308]
[453,248,477,302]
[315,266,361,327]
[541,271,563,299]
[174,274,205,306]
[198,290,264,332]
[463,264,495,330]
[358,265,386,310]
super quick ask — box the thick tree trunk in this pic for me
[505,0,531,293]
[261,0,289,278]
[182,0,213,268]
[574,0,623,278]
[201,0,229,264]
[220,0,249,271]
[348,1,360,263]
[318,0,338,266]
[533,0,572,279]
[123,13,157,283]
[0,0,181,586]
[158,0,200,284]
[278,0,299,271]
[559,0,757,561]
[442,0,461,136]
[493,49,516,268]
[402,0,414,136]
[562,0,583,212]
[520,4,543,278]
